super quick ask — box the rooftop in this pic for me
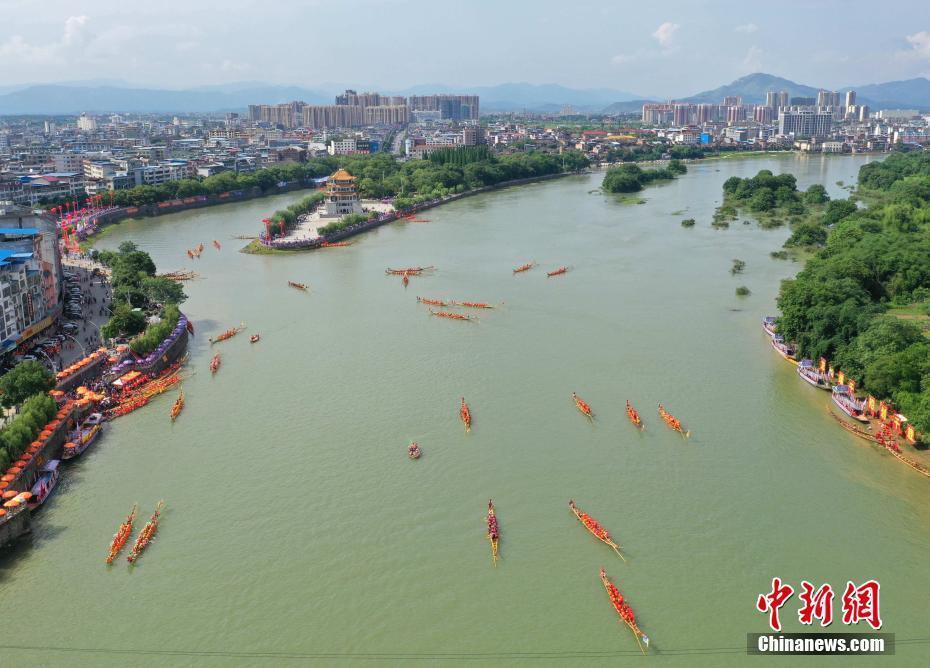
[330,168,355,181]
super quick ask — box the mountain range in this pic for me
[679,73,930,109]
[0,74,926,115]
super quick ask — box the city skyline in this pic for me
[0,0,928,98]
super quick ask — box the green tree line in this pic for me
[776,152,930,432]
[0,393,57,472]
[94,242,186,347]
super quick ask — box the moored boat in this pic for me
[28,460,60,509]
[600,568,650,653]
[106,503,137,564]
[321,240,353,247]
[513,261,536,273]
[573,392,593,418]
[210,353,221,374]
[250,334,260,344]
[62,413,104,460]
[487,499,500,566]
[408,442,421,459]
[658,403,689,437]
[213,240,221,250]
[460,397,472,432]
[797,359,831,390]
[547,266,568,277]
[429,310,475,322]
[771,335,797,363]
[402,273,409,287]
[288,281,309,291]
[832,385,868,422]
[625,400,643,429]
[128,501,164,564]
[762,316,778,337]
[170,390,184,421]
[569,500,625,560]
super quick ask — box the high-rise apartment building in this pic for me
[816,90,840,108]
[778,110,833,137]
[408,95,479,120]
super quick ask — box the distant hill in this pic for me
[681,73,820,104]
[0,84,331,115]
[602,99,660,114]
[848,78,930,109]
[679,72,930,110]
[0,80,642,115]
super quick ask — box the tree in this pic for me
[822,199,857,226]
[785,222,828,247]
[0,361,55,408]
[804,184,829,205]
[102,303,147,339]
[141,276,187,305]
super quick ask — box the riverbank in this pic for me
[0,312,190,552]
[78,181,318,248]
[243,170,587,254]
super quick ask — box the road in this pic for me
[55,263,112,368]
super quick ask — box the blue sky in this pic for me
[0,0,927,96]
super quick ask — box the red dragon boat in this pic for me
[547,266,568,277]
[600,568,650,653]
[569,500,625,560]
[417,297,449,307]
[626,400,644,429]
[105,503,137,564]
[128,501,164,564]
[658,404,689,437]
[573,392,593,419]
[460,397,472,432]
[487,499,500,566]
[430,310,475,322]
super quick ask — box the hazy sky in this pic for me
[1,0,928,97]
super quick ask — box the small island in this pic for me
[602,159,687,194]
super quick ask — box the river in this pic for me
[1,154,927,666]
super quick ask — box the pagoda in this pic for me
[324,168,363,217]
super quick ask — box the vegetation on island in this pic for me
[603,144,705,163]
[317,212,378,237]
[95,242,187,350]
[252,149,590,238]
[265,191,326,235]
[731,259,746,275]
[602,159,687,194]
[736,286,751,296]
[680,218,696,228]
[776,151,930,432]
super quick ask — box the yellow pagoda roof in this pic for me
[330,169,355,181]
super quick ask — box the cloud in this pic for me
[611,53,638,65]
[62,15,89,46]
[905,31,930,58]
[0,15,90,63]
[741,45,763,72]
[735,23,758,34]
[652,22,679,48]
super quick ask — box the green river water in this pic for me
[1,154,928,667]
